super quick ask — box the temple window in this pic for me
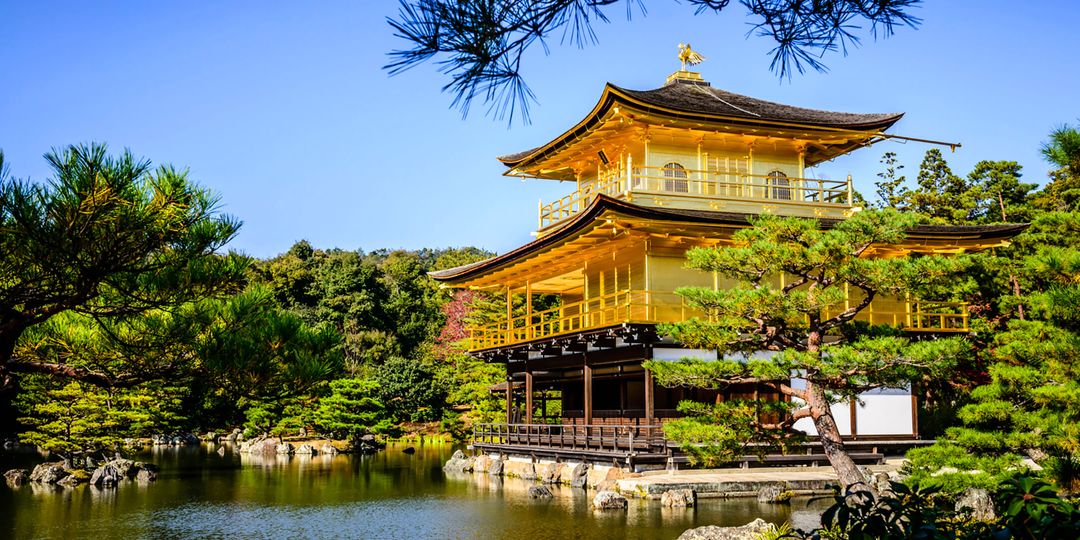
[768,170,792,200]
[662,162,689,193]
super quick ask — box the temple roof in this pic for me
[497,76,904,171]
[430,195,1028,284]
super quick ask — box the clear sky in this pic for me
[2,1,1077,258]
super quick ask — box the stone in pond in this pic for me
[592,490,627,510]
[528,485,554,498]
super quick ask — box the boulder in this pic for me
[110,458,136,479]
[595,480,617,493]
[677,519,776,540]
[871,472,894,496]
[541,462,563,484]
[320,443,339,456]
[473,455,491,473]
[4,469,29,487]
[592,490,628,510]
[226,428,242,443]
[402,446,416,455]
[661,488,696,507]
[357,434,384,452]
[503,460,536,480]
[240,437,279,455]
[57,474,82,488]
[294,444,316,455]
[487,457,504,476]
[757,483,791,503]
[529,485,554,499]
[955,487,995,522]
[135,467,157,483]
[90,464,121,487]
[569,463,589,488]
[217,446,226,457]
[276,442,295,455]
[443,450,475,474]
[29,463,69,484]
[204,432,220,443]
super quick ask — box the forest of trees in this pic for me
[2,123,1079,506]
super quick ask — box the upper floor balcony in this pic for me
[538,164,854,232]
[467,289,969,352]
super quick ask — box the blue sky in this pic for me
[2,1,1077,258]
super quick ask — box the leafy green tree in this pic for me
[386,0,921,122]
[16,377,185,461]
[375,354,446,423]
[907,319,1080,492]
[874,151,910,210]
[314,378,393,444]
[0,144,244,392]
[966,160,1036,223]
[201,288,344,436]
[1034,123,1080,212]
[644,211,970,489]
[909,148,975,224]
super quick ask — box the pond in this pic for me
[1,442,827,539]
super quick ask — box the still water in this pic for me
[1,442,826,539]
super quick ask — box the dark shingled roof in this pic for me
[429,195,1028,283]
[498,78,904,167]
[615,80,903,131]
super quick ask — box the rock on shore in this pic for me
[677,519,776,540]
[5,469,30,487]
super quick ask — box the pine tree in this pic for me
[910,149,975,223]
[644,210,970,490]
[314,378,393,444]
[874,152,910,210]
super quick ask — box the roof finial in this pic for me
[678,43,705,71]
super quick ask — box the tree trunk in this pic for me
[807,381,868,491]
[0,330,20,392]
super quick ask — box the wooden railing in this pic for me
[468,290,694,350]
[538,166,853,229]
[467,290,969,351]
[471,423,668,456]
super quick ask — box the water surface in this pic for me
[1,442,825,539]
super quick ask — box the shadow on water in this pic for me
[0,442,827,539]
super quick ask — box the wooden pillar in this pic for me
[525,370,534,424]
[505,378,513,425]
[525,280,533,339]
[584,361,593,425]
[644,367,655,423]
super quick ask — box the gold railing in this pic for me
[468,290,968,351]
[538,166,853,229]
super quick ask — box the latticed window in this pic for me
[662,162,689,193]
[768,170,791,200]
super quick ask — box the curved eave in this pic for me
[497,84,904,173]
[429,195,1028,284]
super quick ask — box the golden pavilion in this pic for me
[431,61,1026,467]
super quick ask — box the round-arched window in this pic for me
[662,162,689,193]
[768,170,791,200]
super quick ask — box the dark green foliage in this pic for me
[375,355,446,423]
[15,377,185,459]
[779,475,1080,539]
[0,143,244,390]
[645,211,970,484]
[314,378,392,443]
[874,151,909,210]
[386,0,921,122]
